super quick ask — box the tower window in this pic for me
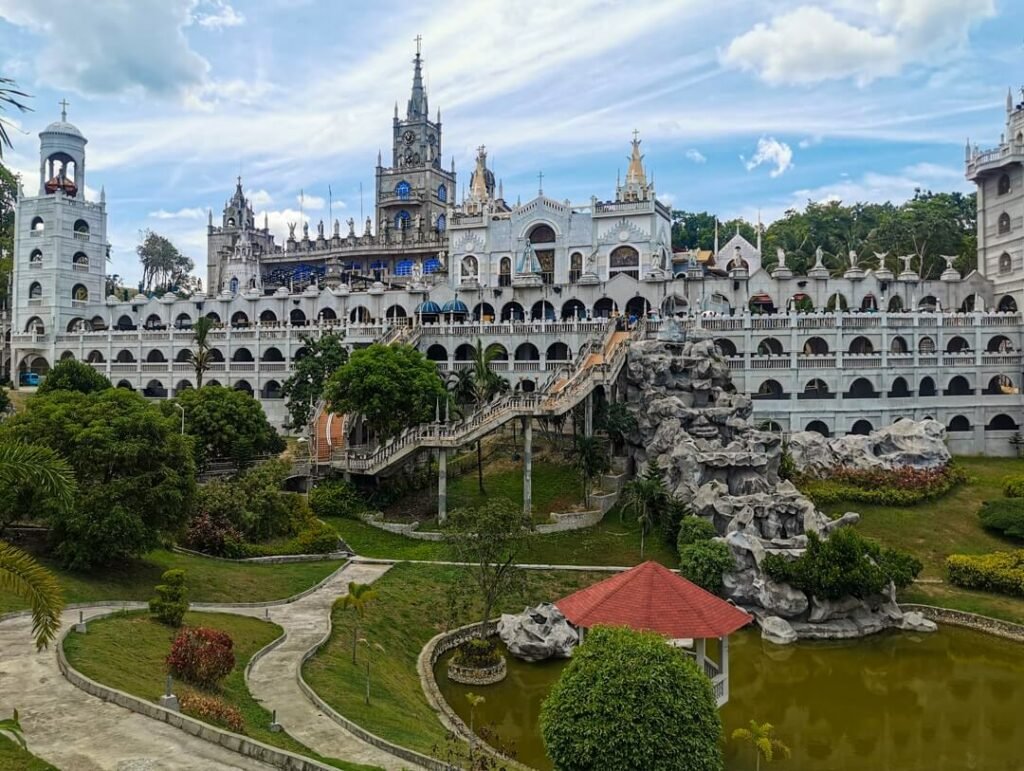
[436,213,446,232]
[499,257,512,287]
[395,210,411,229]
[999,212,1012,234]
[30,216,44,232]
[28,282,42,299]
[395,181,411,200]
[1000,252,1013,274]
[998,173,1012,196]
[528,224,556,244]
[437,184,447,203]
[570,252,583,283]
[29,249,43,264]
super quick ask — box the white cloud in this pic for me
[0,0,209,99]
[149,207,207,220]
[299,194,325,210]
[743,137,793,177]
[901,161,963,180]
[245,189,273,207]
[657,192,676,207]
[684,148,706,163]
[721,1,995,86]
[258,208,310,244]
[194,1,244,29]
[798,136,823,149]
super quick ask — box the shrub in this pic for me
[149,569,189,626]
[179,691,244,733]
[978,499,1024,540]
[763,529,922,600]
[295,520,340,554]
[182,511,245,557]
[453,637,501,668]
[677,517,716,549]
[947,551,1024,597]
[540,626,723,771]
[309,479,365,520]
[678,541,734,595]
[659,498,691,547]
[166,627,235,688]
[1004,477,1024,499]
[37,359,111,395]
[797,463,969,507]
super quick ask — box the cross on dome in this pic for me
[59,98,69,121]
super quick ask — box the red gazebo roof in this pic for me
[555,561,752,639]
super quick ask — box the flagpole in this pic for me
[329,185,333,229]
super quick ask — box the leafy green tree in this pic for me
[281,332,348,429]
[167,385,284,468]
[541,626,724,771]
[189,316,214,388]
[600,401,637,455]
[444,498,532,634]
[670,210,719,251]
[763,528,922,600]
[149,568,189,626]
[0,77,30,159]
[620,462,669,558]
[0,162,18,300]
[731,720,791,771]
[37,359,111,395]
[448,339,508,493]
[679,541,734,594]
[137,229,194,293]
[324,343,447,441]
[3,389,195,569]
[338,581,378,664]
[571,435,610,508]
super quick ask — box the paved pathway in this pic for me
[0,608,279,771]
[243,561,412,771]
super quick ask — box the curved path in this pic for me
[0,561,408,771]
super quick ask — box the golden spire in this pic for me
[470,145,489,201]
[625,129,647,187]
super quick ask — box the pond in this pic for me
[435,625,1024,770]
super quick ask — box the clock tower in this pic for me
[375,39,455,240]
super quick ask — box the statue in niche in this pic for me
[517,239,541,274]
[650,249,663,271]
[899,254,915,273]
[437,250,446,271]
[287,222,296,239]
[848,249,858,268]
[412,261,422,281]
[776,247,787,269]
[874,251,888,270]
[463,258,477,278]
[414,213,422,233]
[347,217,355,237]
[813,246,825,268]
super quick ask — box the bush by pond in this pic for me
[978,498,1024,540]
[798,464,968,506]
[947,551,1024,597]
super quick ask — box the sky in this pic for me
[0,0,1019,283]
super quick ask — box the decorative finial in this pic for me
[538,170,544,196]
[415,33,422,56]
[59,98,69,121]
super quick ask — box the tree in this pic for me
[149,568,188,626]
[0,162,17,304]
[678,541,734,594]
[600,401,637,455]
[281,332,348,429]
[449,339,508,493]
[189,316,215,388]
[731,720,791,771]
[540,626,724,771]
[444,499,531,634]
[2,389,195,569]
[323,343,447,441]
[0,541,64,651]
[571,435,610,508]
[166,386,284,468]
[358,637,385,705]
[0,77,31,159]
[620,462,669,558]
[136,229,194,293]
[37,359,111,395]
[339,581,378,664]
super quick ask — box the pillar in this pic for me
[584,391,594,437]
[721,635,730,704]
[523,417,533,516]
[437,448,447,523]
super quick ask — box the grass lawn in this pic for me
[63,610,378,771]
[0,548,343,615]
[326,508,678,568]
[823,455,1024,625]
[0,736,56,771]
[302,562,610,759]
[447,459,585,519]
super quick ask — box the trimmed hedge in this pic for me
[1004,476,1024,498]
[978,499,1024,541]
[947,551,1024,597]
[799,463,968,506]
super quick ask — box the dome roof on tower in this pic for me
[41,119,85,140]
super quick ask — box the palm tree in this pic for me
[338,581,378,664]
[189,316,214,388]
[0,442,74,650]
[358,637,385,705]
[620,462,669,558]
[571,435,610,508]
[731,720,792,771]
[0,77,31,159]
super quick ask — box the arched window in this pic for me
[205,311,221,324]
[714,338,737,357]
[259,309,278,325]
[29,249,43,265]
[437,184,447,203]
[115,349,136,363]
[528,224,556,244]
[987,335,1013,353]
[569,252,583,283]
[888,377,911,397]
[144,313,162,329]
[847,378,877,398]
[802,337,829,356]
[72,252,89,270]
[462,255,478,280]
[232,347,254,362]
[262,347,284,362]
[860,294,878,312]
[988,414,1019,431]
[826,293,848,311]
[805,420,830,437]
[755,380,784,400]
[146,349,167,363]
[986,375,1015,395]
[850,419,873,436]
[28,282,42,299]
[426,344,447,362]
[207,348,225,362]
[394,210,411,229]
[609,246,640,279]
[515,342,540,361]
[945,375,972,396]
[890,336,908,354]
[501,301,525,322]
[350,306,371,323]
[72,284,88,302]
[73,219,90,235]
[999,212,1011,234]
[230,311,249,327]
[499,257,512,287]
[436,214,446,232]
[803,379,829,397]
[531,300,556,321]
[561,299,586,321]
[848,336,874,355]
[25,316,44,334]
[999,252,1013,274]
[887,296,904,312]
[919,376,937,396]
[233,380,254,396]
[30,216,44,232]
[918,336,935,354]
[385,304,407,320]
[229,277,239,294]
[945,336,970,353]
[593,298,618,318]
[948,415,971,432]
[290,308,307,326]
[998,295,1018,313]
[263,380,283,399]
[998,173,1012,195]
[547,342,571,361]
[625,297,650,319]
[319,307,338,323]
[757,337,784,356]
[395,181,411,200]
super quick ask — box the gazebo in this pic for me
[555,561,752,707]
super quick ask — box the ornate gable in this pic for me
[598,218,649,245]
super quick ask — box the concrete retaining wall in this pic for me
[171,545,352,564]
[901,603,1024,642]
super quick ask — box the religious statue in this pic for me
[333,219,340,238]
[287,222,296,239]
[411,261,423,281]
[874,251,888,270]
[586,250,597,272]
[899,254,915,273]
[813,246,825,268]
[517,239,542,274]
[317,219,324,238]
[650,249,663,272]
[848,249,858,268]
[364,216,372,236]
[776,247,787,268]
[437,250,447,270]
[380,214,389,234]
[347,217,356,237]
[414,213,423,233]
[942,254,958,271]
[302,221,309,239]
[463,257,477,278]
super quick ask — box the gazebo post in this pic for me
[721,635,730,705]
[696,637,706,676]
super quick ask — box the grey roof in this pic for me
[41,119,85,140]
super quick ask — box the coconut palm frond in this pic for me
[0,541,65,650]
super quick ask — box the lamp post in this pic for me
[175,402,185,435]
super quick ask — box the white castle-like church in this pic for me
[9,52,1024,456]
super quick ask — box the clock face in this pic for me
[618,229,630,242]
[403,130,416,144]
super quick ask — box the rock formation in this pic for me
[787,418,950,476]
[498,603,579,661]
[623,332,936,643]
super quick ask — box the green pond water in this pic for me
[436,626,1024,770]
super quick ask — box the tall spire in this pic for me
[407,35,427,119]
[625,129,646,187]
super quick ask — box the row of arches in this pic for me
[124,379,284,399]
[725,334,1015,358]
[424,341,572,363]
[28,217,90,234]
[753,293,1001,315]
[84,345,302,364]
[801,413,1019,438]
[756,375,1017,400]
[28,250,89,268]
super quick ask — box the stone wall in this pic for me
[171,545,352,564]
[446,657,507,686]
[901,603,1024,643]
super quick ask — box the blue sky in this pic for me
[0,0,1018,283]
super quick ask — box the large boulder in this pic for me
[497,603,578,662]
[760,615,798,645]
[788,419,950,476]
